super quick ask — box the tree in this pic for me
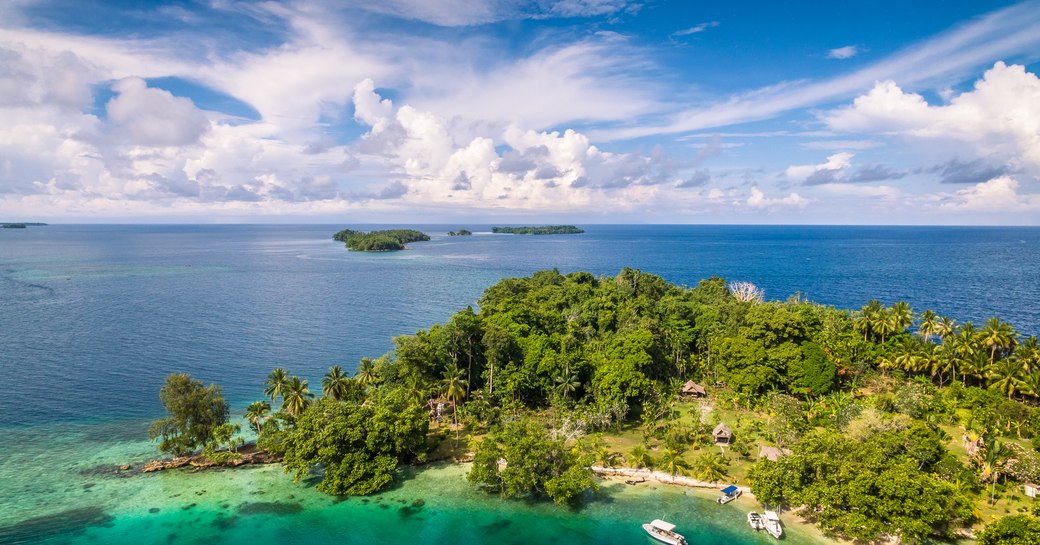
[918,310,938,343]
[355,357,380,389]
[282,375,314,417]
[441,363,468,433]
[244,400,271,435]
[264,368,289,403]
[980,317,1018,367]
[628,444,654,469]
[692,451,728,483]
[554,364,581,403]
[148,373,229,456]
[659,446,690,478]
[322,365,352,402]
[989,358,1026,399]
[977,515,1040,545]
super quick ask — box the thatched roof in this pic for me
[713,422,732,439]
[759,446,791,461]
[681,380,706,395]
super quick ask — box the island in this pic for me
[144,269,1040,544]
[492,225,584,235]
[1,222,47,228]
[447,229,472,236]
[332,228,430,251]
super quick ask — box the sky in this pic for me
[1,0,1039,224]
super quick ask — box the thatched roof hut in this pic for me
[680,380,707,397]
[759,445,791,461]
[713,422,733,444]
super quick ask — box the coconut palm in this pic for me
[917,310,938,343]
[264,368,289,403]
[628,444,654,469]
[554,365,581,403]
[322,365,352,401]
[979,317,1018,367]
[282,376,314,417]
[243,401,271,435]
[659,447,690,478]
[891,301,913,334]
[1021,371,1040,399]
[693,451,729,483]
[355,357,379,389]
[989,358,1026,399]
[979,441,1010,505]
[893,336,925,374]
[855,300,882,341]
[441,363,469,436]
[1015,337,1040,374]
[935,316,957,341]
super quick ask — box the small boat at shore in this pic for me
[717,484,741,504]
[642,519,688,545]
[747,511,765,530]
[763,511,783,539]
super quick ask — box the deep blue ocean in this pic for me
[1,224,1038,545]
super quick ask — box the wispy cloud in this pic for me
[673,21,719,36]
[594,1,1040,140]
[827,45,860,59]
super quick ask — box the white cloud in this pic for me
[673,21,719,36]
[785,152,854,181]
[827,45,859,59]
[824,61,1040,175]
[937,176,1040,212]
[746,187,809,210]
[340,0,632,27]
[106,78,210,147]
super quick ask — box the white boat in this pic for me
[747,511,765,530]
[717,485,741,504]
[763,511,783,539]
[642,519,688,545]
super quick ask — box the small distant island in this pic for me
[492,225,584,235]
[1,222,47,229]
[332,229,430,251]
[447,229,472,236]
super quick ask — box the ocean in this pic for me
[1,224,1037,544]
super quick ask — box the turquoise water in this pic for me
[1,224,1038,543]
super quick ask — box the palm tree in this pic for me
[980,317,1018,367]
[282,376,314,417]
[554,365,581,403]
[441,363,469,437]
[891,301,913,335]
[264,368,289,403]
[989,358,1026,399]
[1021,371,1040,400]
[243,401,270,435]
[856,300,882,341]
[692,451,728,483]
[355,357,379,389]
[628,444,654,469]
[322,365,351,401]
[1015,337,1040,374]
[917,310,938,343]
[659,447,690,478]
[893,336,925,374]
[935,316,957,340]
[979,441,1009,505]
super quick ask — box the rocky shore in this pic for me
[142,445,281,473]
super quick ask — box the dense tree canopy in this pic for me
[148,373,229,456]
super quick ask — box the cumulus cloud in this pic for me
[937,176,1040,212]
[106,78,210,147]
[929,158,1009,185]
[747,187,809,210]
[824,62,1040,175]
[785,152,853,182]
[786,152,905,186]
[827,45,860,59]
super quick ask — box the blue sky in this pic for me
[1,0,1039,224]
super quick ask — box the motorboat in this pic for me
[763,511,783,539]
[717,485,741,504]
[642,519,687,545]
[747,511,765,530]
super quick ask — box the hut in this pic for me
[713,422,733,444]
[1025,483,1040,498]
[758,445,791,461]
[680,380,707,398]
[424,397,455,422]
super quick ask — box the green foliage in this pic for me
[977,515,1040,545]
[491,225,584,235]
[281,391,429,496]
[332,229,430,251]
[788,341,836,396]
[447,229,472,236]
[467,419,597,505]
[748,428,972,543]
[148,373,229,456]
